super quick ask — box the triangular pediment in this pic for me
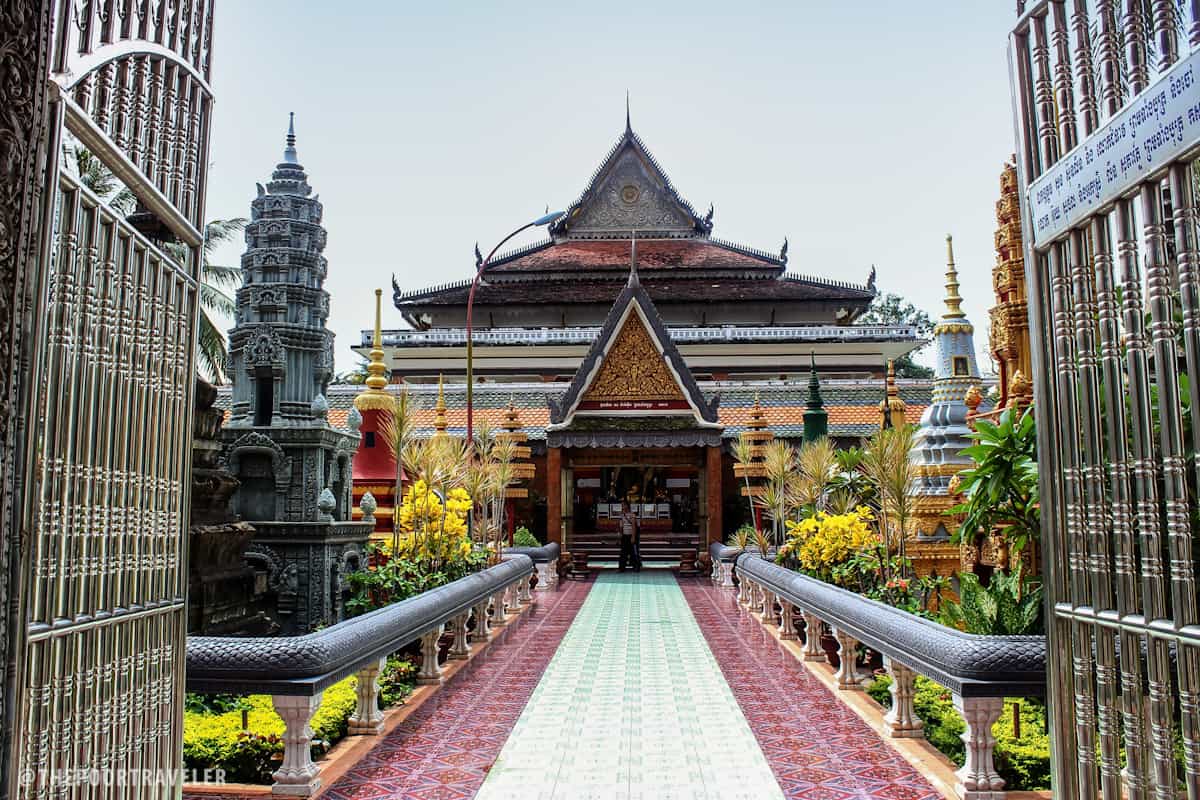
[553,130,710,239]
[549,270,720,430]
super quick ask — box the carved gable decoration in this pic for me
[568,146,696,235]
[580,310,687,408]
[245,325,284,368]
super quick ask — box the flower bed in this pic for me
[183,658,416,783]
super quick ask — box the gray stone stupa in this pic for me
[222,114,372,633]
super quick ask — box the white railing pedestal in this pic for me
[448,612,471,660]
[518,575,533,604]
[832,627,864,690]
[417,625,445,685]
[801,612,827,662]
[952,695,1006,800]
[778,600,797,640]
[348,657,386,735]
[882,657,923,738]
[758,589,775,623]
[535,561,558,591]
[472,600,492,643]
[271,694,324,796]
[491,590,509,626]
[737,576,750,605]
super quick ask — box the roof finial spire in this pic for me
[283,111,299,164]
[625,90,632,135]
[353,289,392,409]
[943,233,965,319]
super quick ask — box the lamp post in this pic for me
[466,211,563,444]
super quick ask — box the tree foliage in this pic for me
[859,292,934,378]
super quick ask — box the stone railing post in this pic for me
[448,612,471,660]
[778,600,797,640]
[801,612,826,662]
[952,694,1006,800]
[710,558,720,582]
[719,562,735,588]
[882,656,923,738]
[417,624,445,685]
[271,693,324,796]
[491,590,509,626]
[348,658,386,735]
[758,589,775,623]
[472,600,491,643]
[737,575,750,605]
[831,627,862,689]
[518,574,533,604]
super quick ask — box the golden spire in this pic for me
[943,234,965,319]
[433,374,448,435]
[880,360,907,429]
[354,288,393,410]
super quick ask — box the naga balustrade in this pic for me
[708,542,741,588]
[186,556,535,797]
[504,542,561,591]
[730,554,1045,800]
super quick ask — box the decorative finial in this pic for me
[944,234,965,319]
[628,229,639,287]
[283,112,299,165]
[803,351,828,442]
[703,203,714,232]
[354,288,393,410]
[434,374,448,435]
[880,359,907,430]
[625,90,632,134]
[867,264,877,292]
[780,237,789,265]
[475,242,483,269]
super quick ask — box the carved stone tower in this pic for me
[223,115,372,633]
[908,235,980,556]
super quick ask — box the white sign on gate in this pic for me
[1028,48,1200,246]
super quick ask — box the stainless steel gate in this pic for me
[1009,2,1200,798]
[6,2,216,798]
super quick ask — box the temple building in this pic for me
[221,116,373,633]
[342,118,933,560]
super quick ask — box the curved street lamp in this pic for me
[466,210,564,443]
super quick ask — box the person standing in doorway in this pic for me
[618,500,642,572]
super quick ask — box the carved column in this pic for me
[517,574,533,604]
[883,656,924,738]
[546,447,562,544]
[952,695,1006,800]
[416,625,445,685]
[472,601,492,643]
[348,657,386,735]
[272,694,324,795]
[719,561,734,588]
[491,590,509,626]
[448,613,471,660]
[758,589,775,623]
[832,628,863,689]
[737,575,750,605]
[0,3,57,794]
[778,600,797,640]
[801,612,827,662]
[705,445,723,545]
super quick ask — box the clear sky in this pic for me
[204,1,1019,374]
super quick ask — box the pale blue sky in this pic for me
[204,1,1017,373]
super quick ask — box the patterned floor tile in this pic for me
[677,577,942,800]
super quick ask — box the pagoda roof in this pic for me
[216,378,970,442]
[484,237,784,274]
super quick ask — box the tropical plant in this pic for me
[861,424,918,579]
[949,407,1039,572]
[376,389,417,553]
[64,142,135,213]
[939,566,1044,636]
[777,507,877,585]
[728,525,754,550]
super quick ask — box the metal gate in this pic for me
[6,2,216,798]
[1009,2,1200,798]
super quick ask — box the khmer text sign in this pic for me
[1028,49,1200,246]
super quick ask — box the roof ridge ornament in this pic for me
[283,111,298,165]
[780,237,789,265]
[628,229,639,287]
[943,234,965,319]
[625,90,632,135]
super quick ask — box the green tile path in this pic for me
[476,571,784,800]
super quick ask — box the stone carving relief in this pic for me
[582,311,685,403]
[225,432,293,487]
[569,148,695,234]
[244,325,284,368]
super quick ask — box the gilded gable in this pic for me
[581,309,687,404]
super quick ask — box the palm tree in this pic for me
[64,143,135,213]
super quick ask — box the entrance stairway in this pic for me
[569,529,702,562]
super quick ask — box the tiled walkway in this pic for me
[476,571,783,800]
[680,576,941,800]
[323,578,593,800]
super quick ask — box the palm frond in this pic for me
[200,283,236,318]
[196,308,228,384]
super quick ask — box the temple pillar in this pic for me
[706,445,723,545]
[546,446,562,544]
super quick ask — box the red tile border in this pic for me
[677,576,942,800]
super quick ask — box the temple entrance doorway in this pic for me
[561,448,705,563]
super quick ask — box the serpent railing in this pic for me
[186,556,535,796]
[730,554,1045,800]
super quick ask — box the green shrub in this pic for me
[379,657,417,708]
[513,526,540,547]
[864,675,1049,790]
[183,676,358,783]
